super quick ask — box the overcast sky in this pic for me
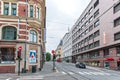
[46,0,91,52]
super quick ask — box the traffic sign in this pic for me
[18,46,22,50]
[51,50,55,54]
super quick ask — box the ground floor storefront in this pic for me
[72,44,120,70]
[0,41,43,73]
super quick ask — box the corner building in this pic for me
[0,0,46,73]
[72,0,120,70]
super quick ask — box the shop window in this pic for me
[4,3,9,15]
[0,48,15,64]
[114,2,120,13]
[114,17,120,27]
[30,30,37,43]
[2,26,17,40]
[114,32,120,41]
[11,3,17,15]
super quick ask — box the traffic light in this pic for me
[17,50,21,59]
[53,54,56,60]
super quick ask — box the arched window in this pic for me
[30,30,37,43]
[2,26,17,40]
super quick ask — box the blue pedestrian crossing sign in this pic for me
[29,50,36,63]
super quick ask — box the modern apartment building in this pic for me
[0,0,46,73]
[72,0,120,70]
[62,31,72,62]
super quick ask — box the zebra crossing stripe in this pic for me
[62,71,67,74]
[79,72,85,75]
[68,72,74,75]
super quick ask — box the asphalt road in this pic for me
[0,62,120,80]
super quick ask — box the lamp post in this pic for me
[51,50,56,71]
[23,0,28,73]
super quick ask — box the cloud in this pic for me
[46,0,91,52]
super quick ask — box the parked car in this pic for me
[75,62,86,68]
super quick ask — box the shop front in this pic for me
[0,44,16,73]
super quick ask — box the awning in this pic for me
[105,58,114,61]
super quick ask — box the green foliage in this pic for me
[46,52,51,61]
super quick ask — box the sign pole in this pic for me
[18,58,20,76]
[51,50,56,71]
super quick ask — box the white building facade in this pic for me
[62,31,72,62]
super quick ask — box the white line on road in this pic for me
[68,72,74,75]
[6,77,12,80]
[62,71,67,74]
[79,72,85,75]
[16,78,19,80]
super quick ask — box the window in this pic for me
[94,0,99,8]
[94,20,100,28]
[89,25,93,31]
[89,7,93,14]
[114,32,120,41]
[2,26,17,40]
[89,16,93,23]
[85,21,89,26]
[30,5,33,17]
[116,46,120,56]
[89,43,94,49]
[94,9,99,18]
[94,40,100,47]
[103,48,109,57]
[0,48,15,63]
[85,29,89,35]
[11,3,16,15]
[114,17,120,27]
[30,30,37,43]
[89,34,94,40]
[114,2,120,13]
[4,3,9,15]
[94,30,100,38]
[36,7,40,19]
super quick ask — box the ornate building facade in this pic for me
[0,0,46,73]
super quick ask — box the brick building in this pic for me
[72,0,120,70]
[0,0,46,73]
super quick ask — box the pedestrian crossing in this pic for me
[61,71,111,76]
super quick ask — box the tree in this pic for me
[46,52,51,61]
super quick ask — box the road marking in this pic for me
[78,71,111,76]
[6,78,12,80]
[62,71,67,74]
[16,78,19,80]
[79,72,85,75]
[83,72,92,75]
[68,72,74,75]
